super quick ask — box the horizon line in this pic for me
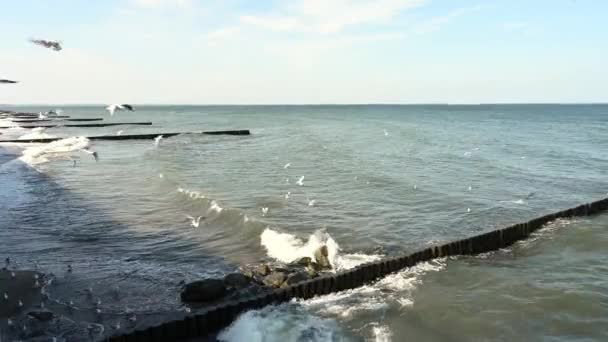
[2,102,607,107]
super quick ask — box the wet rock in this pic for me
[294,257,312,266]
[27,310,54,322]
[224,273,250,289]
[314,245,332,269]
[284,272,310,286]
[262,272,287,288]
[306,262,322,272]
[180,279,226,302]
[255,264,271,277]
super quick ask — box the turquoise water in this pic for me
[0,104,607,341]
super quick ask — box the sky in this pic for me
[0,0,607,104]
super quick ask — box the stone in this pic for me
[262,272,287,288]
[27,310,54,322]
[255,264,271,277]
[294,257,312,266]
[284,272,310,286]
[180,279,226,303]
[314,245,332,269]
[224,273,250,289]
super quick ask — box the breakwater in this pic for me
[107,197,608,342]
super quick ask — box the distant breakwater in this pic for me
[107,197,608,342]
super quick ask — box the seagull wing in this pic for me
[106,105,116,116]
[121,104,134,111]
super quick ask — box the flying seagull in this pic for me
[106,104,134,116]
[82,148,99,162]
[0,79,18,84]
[30,38,62,51]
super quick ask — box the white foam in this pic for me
[260,228,382,271]
[372,324,393,342]
[177,187,206,200]
[19,136,91,166]
[218,304,342,342]
[18,127,56,140]
[208,200,223,214]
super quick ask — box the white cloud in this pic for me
[239,0,428,34]
[413,6,483,34]
[130,0,192,9]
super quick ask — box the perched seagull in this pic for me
[29,38,62,51]
[186,215,203,228]
[154,135,163,146]
[105,104,134,116]
[82,148,99,162]
[0,78,18,84]
[296,176,305,186]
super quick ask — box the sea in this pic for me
[0,104,607,341]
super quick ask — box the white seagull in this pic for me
[261,207,269,216]
[283,163,291,169]
[82,148,99,162]
[105,104,134,116]
[296,176,305,186]
[186,215,203,228]
[154,135,163,147]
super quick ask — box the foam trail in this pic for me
[260,228,382,271]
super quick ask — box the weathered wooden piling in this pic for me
[0,130,251,143]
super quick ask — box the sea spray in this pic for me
[260,228,382,271]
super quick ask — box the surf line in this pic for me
[108,197,608,342]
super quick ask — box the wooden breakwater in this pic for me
[106,197,608,342]
[0,130,251,143]
[11,118,104,123]
[0,122,152,129]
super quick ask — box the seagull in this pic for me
[261,207,269,216]
[468,186,472,191]
[18,300,23,307]
[105,104,134,116]
[467,208,471,213]
[186,215,203,228]
[116,130,123,136]
[30,38,62,51]
[384,129,389,136]
[154,135,163,147]
[296,176,305,186]
[413,184,418,190]
[285,191,291,199]
[3,292,8,300]
[283,163,291,169]
[308,199,316,206]
[82,148,99,162]
[0,78,18,84]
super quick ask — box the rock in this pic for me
[307,262,322,272]
[224,273,250,289]
[314,245,332,269]
[255,264,271,277]
[284,272,310,286]
[294,257,312,266]
[180,279,226,303]
[27,310,54,322]
[262,272,287,288]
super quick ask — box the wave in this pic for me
[219,259,446,341]
[260,228,382,271]
[18,127,57,140]
[218,304,348,342]
[19,136,91,166]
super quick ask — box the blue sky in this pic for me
[1,0,606,104]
